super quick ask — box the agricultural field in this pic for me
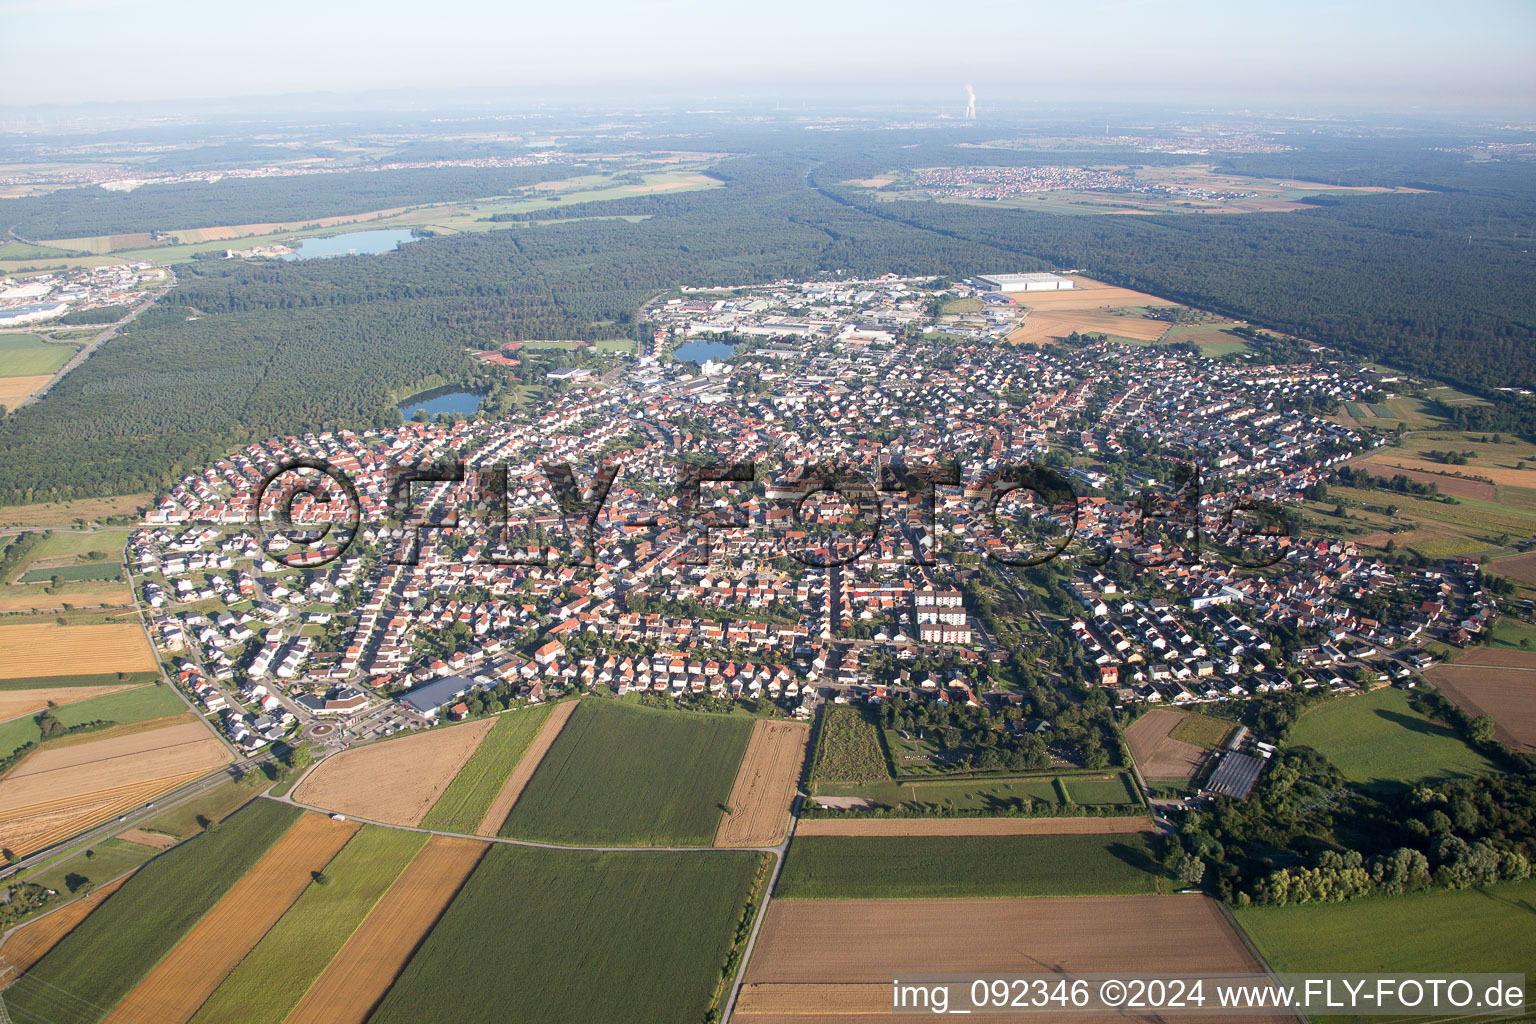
[4,799,302,1024]
[499,699,752,847]
[472,699,575,834]
[418,704,554,834]
[189,826,427,1024]
[811,771,1140,814]
[101,811,359,1024]
[1168,711,1237,749]
[715,719,811,848]
[0,875,132,974]
[293,716,496,826]
[736,894,1271,1021]
[1288,687,1497,790]
[1490,550,1536,585]
[1234,878,1536,987]
[0,334,78,377]
[0,716,232,856]
[0,374,49,408]
[82,165,720,264]
[810,705,890,787]
[0,681,137,727]
[1126,708,1213,781]
[774,833,1168,899]
[0,683,191,762]
[368,845,765,1024]
[284,836,486,1024]
[794,815,1153,837]
[0,494,149,529]
[1426,655,1536,749]
[0,622,156,679]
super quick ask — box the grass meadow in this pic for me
[1289,687,1496,790]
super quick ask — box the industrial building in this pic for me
[975,272,1074,293]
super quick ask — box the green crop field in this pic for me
[190,825,427,1024]
[421,704,554,833]
[1168,713,1235,749]
[0,334,77,377]
[775,833,1168,899]
[499,699,752,846]
[1063,773,1142,804]
[1289,687,1496,790]
[18,562,124,583]
[369,845,764,1024]
[1235,879,1536,1020]
[814,774,1065,811]
[1,682,186,758]
[0,671,158,691]
[811,705,890,787]
[6,799,302,1024]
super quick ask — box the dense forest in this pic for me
[2,133,1534,503]
[0,162,587,239]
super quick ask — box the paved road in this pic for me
[13,280,174,410]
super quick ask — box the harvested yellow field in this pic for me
[103,813,359,1024]
[716,720,810,848]
[477,700,576,834]
[0,587,134,612]
[736,895,1281,1024]
[0,683,135,724]
[1008,309,1169,345]
[793,815,1154,837]
[1008,276,1180,309]
[0,719,232,856]
[285,836,488,1024]
[117,827,180,850]
[0,494,149,529]
[1369,454,1536,489]
[295,718,496,826]
[0,375,51,407]
[0,623,157,679]
[0,874,132,974]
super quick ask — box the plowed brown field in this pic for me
[102,812,359,1024]
[1427,664,1536,749]
[716,720,810,848]
[0,623,157,679]
[0,874,131,974]
[0,683,134,724]
[793,815,1154,837]
[1125,709,1207,781]
[1355,458,1496,501]
[284,835,487,1024]
[0,719,232,856]
[295,718,495,826]
[476,701,576,834]
[736,895,1283,1023]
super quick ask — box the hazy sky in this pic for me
[4,0,1533,112]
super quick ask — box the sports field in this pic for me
[1289,686,1496,790]
[368,845,765,1024]
[774,833,1167,899]
[499,699,752,846]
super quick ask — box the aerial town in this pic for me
[122,273,1489,803]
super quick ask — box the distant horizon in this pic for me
[5,0,1534,117]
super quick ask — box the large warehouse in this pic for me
[975,272,1074,292]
